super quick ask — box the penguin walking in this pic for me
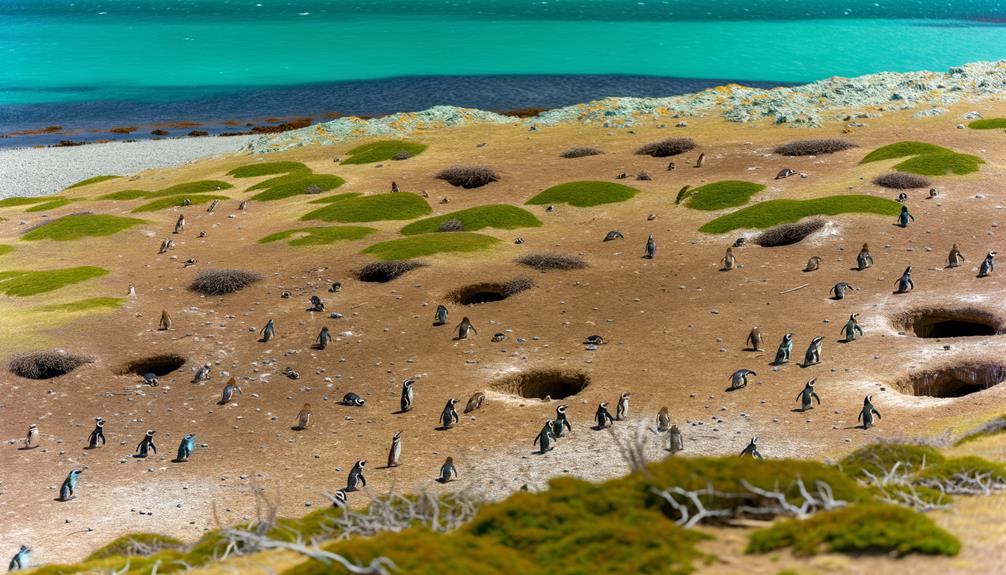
[434,305,449,326]
[174,214,185,234]
[176,434,195,462]
[720,247,737,271]
[218,378,242,405]
[294,403,312,430]
[400,379,415,412]
[87,417,106,449]
[895,266,914,294]
[774,333,793,365]
[314,326,332,349]
[729,369,756,391]
[594,402,614,429]
[841,313,864,342]
[192,362,212,384]
[897,205,915,228]
[803,336,823,366]
[58,469,83,501]
[438,457,458,483]
[796,379,821,412]
[534,421,555,454]
[259,319,276,342]
[740,437,763,460]
[858,395,882,429]
[615,392,630,420]
[656,407,671,433]
[745,327,763,351]
[23,424,39,449]
[440,399,460,429]
[979,251,996,278]
[134,430,156,458]
[346,460,367,492]
[308,295,325,312]
[667,425,684,454]
[947,244,965,268]
[644,234,656,259]
[552,405,572,438]
[829,282,856,300]
[856,243,874,270]
[387,431,402,467]
[159,310,172,331]
[455,317,478,340]
[8,545,30,572]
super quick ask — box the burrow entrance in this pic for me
[893,307,1004,339]
[449,277,534,305]
[896,363,1006,398]
[490,369,589,400]
[116,354,187,377]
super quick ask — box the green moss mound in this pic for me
[132,194,228,213]
[98,190,151,201]
[893,151,984,176]
[259,226,377,246]
[967,118,1006,130]
[0,195,61,208]
[26,198,75,212]
[38,297,125,313]
[227,161,311,178]
[861,141,951,163]
[685,180,766,211]
[248,173,346,201]
[840,443,946,479]
[699,196,901,234]
[0,266,108,296]
[302,192,432,222]
[401,205,542,235]
[526,181,639,207]
[86,533,185,561]
[0,245,13,256]
[100,180,232,201]
[307,192,362,205]
[362,232,500,260]
[22,214,145,241]
[341,139,428,165]
[747,504,960,557]
[66,175,120,189]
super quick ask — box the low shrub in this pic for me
[436,166,500,189]
[516,252,587,271]
[873,172,930,189]
[635,138,696,157]
[860,141,951,163]
[189,269,262,295]
[357,260,428,283]
[774,139,857,156]
[560,147,604,158]
[9,349,93,379]
[86,533,185,561]
[839,442,946,479]
[894,151,984,176]
[753,219,825,247]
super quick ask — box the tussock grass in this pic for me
[967,118,1006,130]
[342,140,427,165]
[66,175,120,189]
[560,147,604,158]
[526,181,638,208]
[774,139,857,156]
[874,172,931,189]
[684,180,765,211]
[0,267,108,296]
[362,233,501,260]
[436,166,500,189]
[258,226,377,246]
[401,205,542,235]
[358,260,428,282]
[189,269,262,295]
[227,161,310,178]
[753,219,825,247]
[699,196,901,233]
[9,349,94,379]
[38,297,125,313]
[516,252,587,271]
[635,138,696,157]
[302,192,431,223]
[22,214,144,240]
[247,173,345,202]
[132,194,228,213]
[861,141,951,163]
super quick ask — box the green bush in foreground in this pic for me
[248,173,345,201]
[400,205,542,235]
[699,195,901,233]
[967,118,1006,130]
[747,504,960,557]
[37,297,125,313]
[840,443,945,479]
[227,161,310,178]
[526,181,639,207]
[22,214,145,241]
[66,175,120,189]
[302,192,431,222]
[0,266,108,296]
[258,226,377,246]
[341,139,428,165]
[685,180,766,211]
[893,151,984,176]
[132,194,228,213]
[85,533,185,561]
[362,232,500,260]
[860,141,951,163]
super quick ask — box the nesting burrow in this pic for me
[357,260,428,283]
[449,276,534,305]
[8,349,93,379]
[116,354,187,377]
[490,369,590,400]
[893,307,1005,338]
[895,363,1006,398]
[754,219,825,247]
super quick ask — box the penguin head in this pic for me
[556,405,567,414]
[990,251,998,258]
[357,459,368,468]
[29,424,37,429]
[808,378,816,387]
[302,403,311,411]
[445,456,454,464]
[784,333,793,341]
[865,394,873,403]
[599,402,608,408]
[393,431,401,440]
[449,398,458,406]
[403,379,413,389]
[146,430,155,436]
[621,392,631,399]
[862,243,869,251]
[751,436,758,444]
[850,313,858,320]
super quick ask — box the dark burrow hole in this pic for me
[490,369,590,400]
[898,364,1006,398]
[357,261,427,283]
[895,307,1004,338]
[117,354,187,377]
[449,277,534,305]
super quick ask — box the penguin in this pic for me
[829,282,856,300]
[440,399,460,429]
[740,437,763,460]
[594,402,614,429]
[238,200,248,211]
[8,545,30,572]
[158,238,173,254]
[745,326,763,351]
[775,168,796,180]
[803,336,824,366]
[463,391,486,414]
[979,251,996,278]
[127,283,137,297]
[858,395,882,429]
[895,266,914,294]
[158,310,172,331]
[667,425,684,454]
[804,256,822,272]
[173,214,185,234]
[947,244,965,268]
[59,469,82,501]
[314,326,332,350]
[283,367,300,380]
[729,369,756,391]
[434,304,449,326]
[341,392,365,407]
[329,489,348,508]
[695,152,705,168]
[176,434,195,462]
[856,243,874,270]
[552,404,572,438]
[259,319,276,342]
[534,421,555,454]
[143,372,159,387]
[23,424,38,449]
[387,431,402,467]
[328,281,342,293]
[796,379,821,412]
[584,335,605,346]
[774,333,793,365]
[603,230,625,242]
[391,181,400,193]
[644,234,656,259]
[438,457,458,483]
[87,417,106,449]
[308,295,325,312]
[897,205,915,228]
[656,407,671,433]
[400,379,415,412]
[134,430,157,458]
[842,313,864,342]
[720,247,737,271]
[455,317,478,340]
[615,392,630,421]
[491,332,506,342]
[207,199,220,212]
[346,460,367,492]
[218,378,241,405]
[294,403,312,430]
[192,363,212,384]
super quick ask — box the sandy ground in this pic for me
[3,102,1006,572]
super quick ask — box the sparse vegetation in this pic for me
[635,138,696,157]
[526,181,639,207]
[362,233,501,260]
[956,415,1006,445]
[8,349,94,379]
[516,252,587,271]
[684,180,766,210]
[0,266,108,296]
[21,214,144,241]
[436,166,500,188]
[100,180,233,201]
[0,245,13,256]
[358,260,428,282]
[25,198,75,212]
[754,219,825,247]
[438,218,464,232]
[342,140,428,165]
[258,226,377,246]
[189,269,262,295]
[400,205,542,235]
[132,194,228,213]
[860,141,951,163]
[894,151,984,176]
[774,139,857,156]
[38,297,125,313]
[874,172,931,189]
[0,195,62,208]
[247,173,346,201]
[65,175,121,189]
[840,442,946,479]
[967,118,1006,130]
[227,161,311,178]
[675,185,692,204]
[699,195,901,233]
[86,533,186,561]
[306,192,362,205]
[302,192,431,223]
[560,147,604,158]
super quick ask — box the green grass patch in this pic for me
[362,232,501,260]
[341,139,428,165]
[65,175,120,189]
[400,205,542,235]
[685,180,766,211]
[227,161,310,178]
[860,141,951,163]
[248,173,345,201]
[0,266,108,296]
[98,190,151,201]
[26,198,75,212]
[0,245,12,256]
[526,181,639,207]
[132,194,228,213]
[99,180,232,201]
[893,151,984,175]
[747,504,960,557]
[302,192,431,222]
[37,297,125,313]
[967,118,1006,130]
[915,456,1006,483]
[0,195,61,208]
[22,214,145,241]
[699,195,901,233]
[258,226,377,246]
[307,192,362,205]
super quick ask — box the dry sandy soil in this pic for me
[3,101,1006,573]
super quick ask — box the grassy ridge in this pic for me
[0,195,62,208]
[0,267,108,296]
[861,141,983,176]
[400,205,542,235]
[65,175,121,189]
[22,214,145,241]
[860,141,951,162]
[526,181,639,207]
[302,192,431,222]
[967,118,1006,130]
[100,180,232,201]
[699,195,901,233]
[227,161,311,178]
[37,297,125,313]
[26,198,75,212]
[362,232,501,260]
[341,140,427,165]
[259,226,377,246]
[132,194,229,213]
[685,180,766,211]
[248,173,345,201]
